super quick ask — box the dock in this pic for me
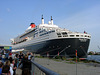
[16,69,22,75]
[34,58,100,75]
[15,57,100,75]
[0,57,99,75]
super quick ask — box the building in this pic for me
[0,45,12,51]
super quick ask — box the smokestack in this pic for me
[51,16,53,25]
[30,23,35,28]
[41,15,44,24]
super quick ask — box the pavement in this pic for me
[16,68,22,75]
[34,58,100,75]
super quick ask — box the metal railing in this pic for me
[31,58,60,75]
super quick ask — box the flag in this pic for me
[84,31,87,34]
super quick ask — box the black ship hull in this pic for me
[24,38,90,58]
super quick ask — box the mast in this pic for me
[51,16,53,25]
[41,15,44,24]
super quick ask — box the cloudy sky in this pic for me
[0,0,100,52]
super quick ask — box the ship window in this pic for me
[81,35,83,37]
[57,33,62,37]
[20,29,35,38]
[48,30,55,33]
[62,32,67,37]
[39,30,43,33]
[35,32,38,35]
[43,29,46,32]
[58,35,62,37]
[70,35,74,37]
[33,33,35,37]
[52,30,55,32]
[40,34,42,36]
[48,31,51,33]
[57,33,61,35]
[88,36,91,38]
[40,32,48,36]
[46,32,48,34]
[85,35,87,37]
[62,32,67,35]
[44,33,46,35]
[41,30,44,33]
[63,35,68,37]
[76,35,79,37]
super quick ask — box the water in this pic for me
[87,55,100,62]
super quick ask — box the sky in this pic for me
[0,0,100,52]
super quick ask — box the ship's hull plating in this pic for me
[23,38,90,58]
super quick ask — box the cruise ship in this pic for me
[11,16,91,58]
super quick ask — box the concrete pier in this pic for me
[16,69,22,75]
[35,58,100,75]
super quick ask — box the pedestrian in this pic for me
[19,51,24,61]
[5,60,13,75]
[15,54,19,68]
[22,55,31,75]
[22,68,31,75]
[0,61,3,75]
[28,52,31,60]
[2,65,10,75]
[12,60,17,75]
[5,51,9,60]
[9,52,12,56]
[12,53,15,59]
[8,55,13,64]
[2,54,5,63]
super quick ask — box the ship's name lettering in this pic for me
[79,38,87,42]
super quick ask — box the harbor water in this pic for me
[87,55,100,62]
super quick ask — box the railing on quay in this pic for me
[31,58,60,75]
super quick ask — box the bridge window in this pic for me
[62,32,67,37]
[57,33,62,37]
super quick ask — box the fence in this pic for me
[31,56,100,75]
[31,58,60,75]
